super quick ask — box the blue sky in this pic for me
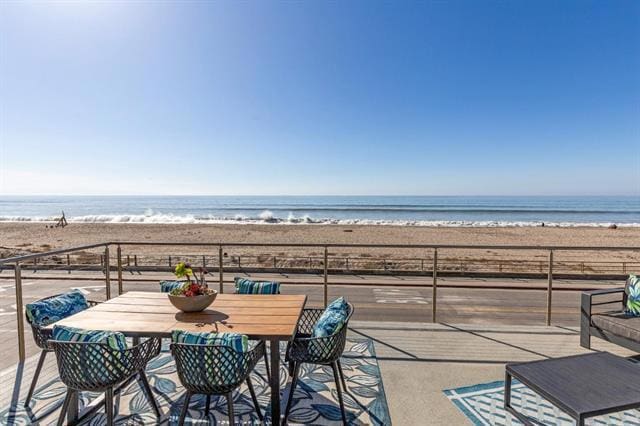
[0,1,638,196]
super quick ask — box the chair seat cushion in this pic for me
[52,325,128,351]
[159,280,187,293]
[234,277,280,295]
[26,291,89,327]
[592,311,640,342]
[312,297,349,338]
[625,274,640,316]
[171,330,249,352]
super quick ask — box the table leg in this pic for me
[67,390,79,425]
[504,371,535,426]
[504,371,511,409]
[269,339,281,425]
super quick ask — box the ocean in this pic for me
[0,196,638,227]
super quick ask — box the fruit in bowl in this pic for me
[167,262,217,312]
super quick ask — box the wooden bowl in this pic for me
[168,292,217,313]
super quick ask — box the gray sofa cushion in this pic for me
[592,311,640,342]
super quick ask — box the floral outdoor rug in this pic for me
[1,338,390,425]
[444,380,640,425]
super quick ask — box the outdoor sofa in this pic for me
[581,287,640,353]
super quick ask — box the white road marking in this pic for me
[373,288,429,304]
[71,286,104,295]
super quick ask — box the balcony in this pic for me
[0,242,637,424]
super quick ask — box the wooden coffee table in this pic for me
[505,352,640,425]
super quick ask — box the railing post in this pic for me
[134,255,138,267]
[67,253,71,274]
[546,249,553,326]
[104,246,111,300]
[219,246,224,294]
[116,244,123,295]
[202,255,206,268]
[324,246,329,307]
[432,248,438,323]
[15,262,25,362]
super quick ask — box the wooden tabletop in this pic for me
[49,291,307,340]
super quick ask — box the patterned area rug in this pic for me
[444,380,640,425]
[1,338,389,425]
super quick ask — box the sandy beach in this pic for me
[1,223,638,266]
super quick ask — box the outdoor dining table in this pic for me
[48,291,308,424]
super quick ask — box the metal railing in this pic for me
[9,253,638,276]
[1,241,638,362]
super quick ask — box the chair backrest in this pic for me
[49,337,160,392]
[291,303,354,364]
[234,277,281,295]
[171,342,262,395]
[50,341,131,391]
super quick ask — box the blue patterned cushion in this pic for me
[26,290,89,327]
[625,274,640,316]
[159,280,187,293]
[312,297,349,338]
[171,330,249,352]
[234,277,280,295]
[52,325,128,351]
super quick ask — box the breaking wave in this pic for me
[0,211,638,228]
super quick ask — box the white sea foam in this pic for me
[258,210,276,222]
[0,213,638,227]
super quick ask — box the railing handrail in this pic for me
[1,240,638,265]
[0,242,108,265]
[111,241,640,250]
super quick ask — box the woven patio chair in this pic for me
[171,340,265,425]
[24,294,100,407]
[284,303,355,425]
[50,337,161,426]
